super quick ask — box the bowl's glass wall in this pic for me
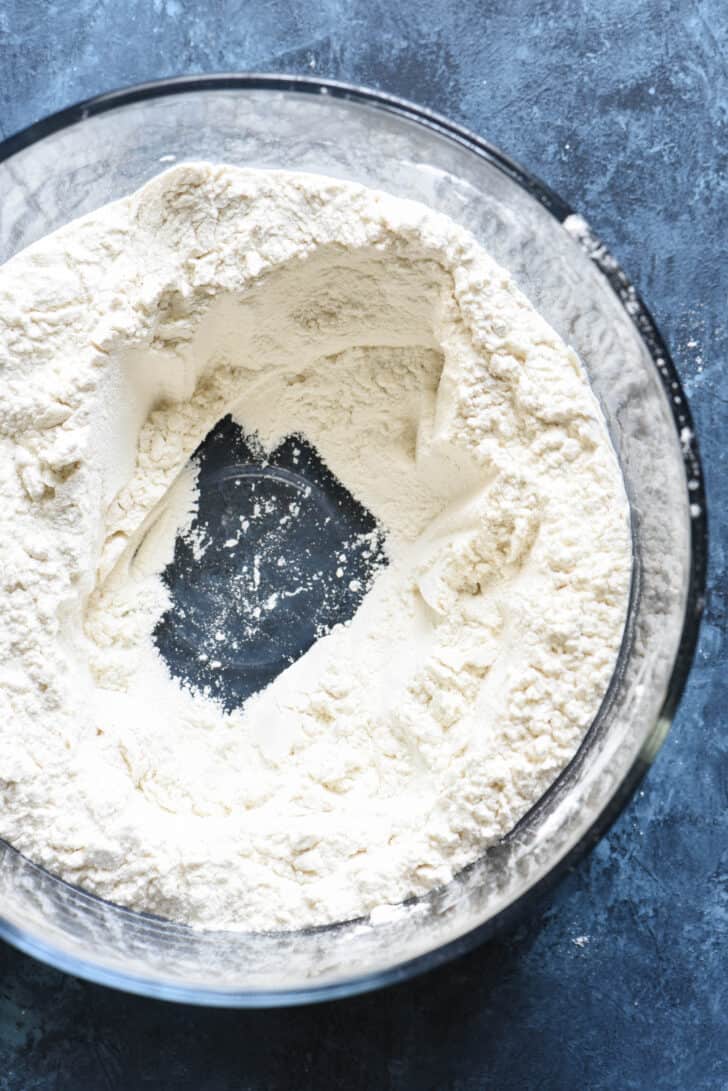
[0,87,696,1001]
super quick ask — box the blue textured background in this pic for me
[0,2,725,1088]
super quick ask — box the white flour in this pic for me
[0,164,631,931]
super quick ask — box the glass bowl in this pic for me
[0,75,707,1005]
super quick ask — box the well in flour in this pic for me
[153,415,387,711]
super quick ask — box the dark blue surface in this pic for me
[154,417,386,711]
[0,2,725,1088]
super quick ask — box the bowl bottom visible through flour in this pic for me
[0,162,632,931]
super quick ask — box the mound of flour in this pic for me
[0,164,631,930]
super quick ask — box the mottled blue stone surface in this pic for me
[0,2,725,1088]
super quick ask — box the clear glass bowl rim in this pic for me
[0,74,708,1006]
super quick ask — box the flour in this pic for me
[0,164,631,931]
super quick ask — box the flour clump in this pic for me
[0,164,631,930]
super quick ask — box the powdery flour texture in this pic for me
[0,165,631,930]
